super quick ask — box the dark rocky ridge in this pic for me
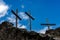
[0,21,55,40]
[46,27,60,37]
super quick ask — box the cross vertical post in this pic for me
[46,18,50,30]
[28,12,32,31]
[16,9,18,40]
[25,11,35,31]
[30,18,31,31]
[16,9,18,29]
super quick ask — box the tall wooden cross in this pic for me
[11,9,22,40]
[41,18,56,30]
[25,11,35,31]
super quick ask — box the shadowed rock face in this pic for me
[0,21,55,40]
[45,28,60,40]
[46,27,60,37]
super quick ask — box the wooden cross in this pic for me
[11,9,22,40]
[41,18,56,30]
[25,11,35,31]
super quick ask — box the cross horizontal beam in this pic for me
[25,12,35,20]
[11,10,22,20]
[41,24,56,26]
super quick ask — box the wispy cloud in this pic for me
[0,0,9,18]
[38,26,54,34]
[21,5,24,9]
[20,25,26,29]
[18,24,26,29]
[7,17,16,23]
[39,27,48,34]
[7,14,26,29]
[19,12,29,20]
[7,15,16,23]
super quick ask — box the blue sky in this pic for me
[0,0,60,34]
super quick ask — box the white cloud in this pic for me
[39,26,53,34]
[7,15,16,23]
[19,25,26,29]
[39,27,48,34]
[0,0,9,18]
[18,24,26,29]
[7,17,16,23]
[20,12,29,20]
